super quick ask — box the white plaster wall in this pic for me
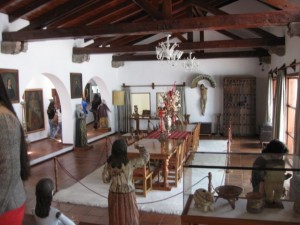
[1,4,299,141]
[271,29,300,71]
[118,58,267,133]
[0,13,119,144]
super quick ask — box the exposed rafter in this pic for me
[73,37,284,54]
[1,0,299,61]
[112,50,270,62]
[3,10,300,42]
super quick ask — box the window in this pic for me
[286,76,298,154]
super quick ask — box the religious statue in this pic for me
[264,159,286,208]
[134,105,139,115]
[75,104,89,149]
[200,84,207,115]
[98,99,111,129]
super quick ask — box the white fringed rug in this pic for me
[197,139,228,152]
[53,140,228,215]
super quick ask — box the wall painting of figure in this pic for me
[25,89,45,133]
[0,68,19,103]
[70,73,83,99]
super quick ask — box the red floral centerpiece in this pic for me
[159,84,181,132]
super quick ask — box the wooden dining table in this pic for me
[145,123,197,159]
[127,138,179,191]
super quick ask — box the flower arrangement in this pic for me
[159,85,181,119]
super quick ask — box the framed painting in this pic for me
[70,73,83,99]
[130,92,150,115]
[0,68,19,103]
[25,89,45,133]
[84,83,91,103]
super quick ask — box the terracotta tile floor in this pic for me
[23,128,261,225]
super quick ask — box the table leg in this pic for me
[152,159,172,191]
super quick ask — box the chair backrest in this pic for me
[175,140,185,166]
[192,123,200,151]
[124,134,135,146]
[180,139,187,163]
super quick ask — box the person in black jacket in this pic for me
[91,94,101,129]
[47,100,56,139]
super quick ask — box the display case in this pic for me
[182,152,300,225]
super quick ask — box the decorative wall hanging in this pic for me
[191,74,216,88]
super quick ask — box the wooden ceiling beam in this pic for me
[8,0,51,23]
[131,0,164,19]
[3,10,300,41]
[190,0,277,38]
[84,2,139,26]
[112,50,270,61]
[0,1,15,10]
[73,37,284,54]
[47,0,113,28]
[21,0,99,30]
[257,0,300,10]
[162,0,173,19]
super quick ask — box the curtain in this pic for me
[294,72,300,155]
[264,74,273,125]
[272,69,286,142]
[176,86,187,119]
[290,72,300,201]
[120,87,131,133]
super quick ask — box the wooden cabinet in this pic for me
[199,122,212,135]
[223,76,256,137]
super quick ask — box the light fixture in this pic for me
[182,52,198,71]
[112,90,125,133]
[156,34,183,65]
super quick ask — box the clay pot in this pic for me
[246,192,264,213]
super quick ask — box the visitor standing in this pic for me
[91,93,101,129]
[102,139,149,225]
[47,100,56,139]
[0,77,30,225]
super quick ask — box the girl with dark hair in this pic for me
[0,77,30,224]
[34,178,75,225]
[102,139,149,225]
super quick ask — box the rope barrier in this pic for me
[53,135,226,205]
[53,154,212,205]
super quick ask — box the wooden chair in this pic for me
[137,131,145,140]
[192,123,200,151]
[132,161,153,197]
[167,140,185,187]
[123,133,135,146]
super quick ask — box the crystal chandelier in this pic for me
[182,52,198,71]
[156,34,183,64]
